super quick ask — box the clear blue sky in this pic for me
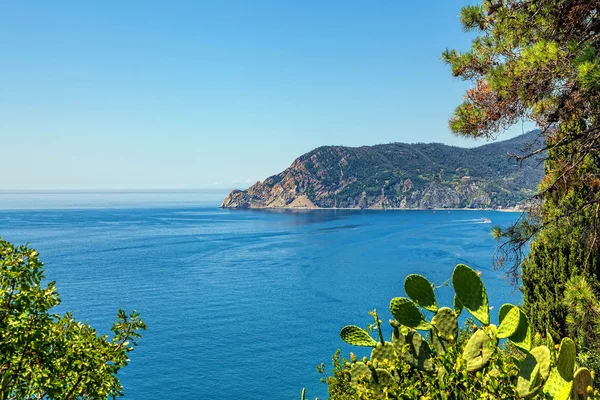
[1,1,531,190]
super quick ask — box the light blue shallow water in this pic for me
[0,191,521,399]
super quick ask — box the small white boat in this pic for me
[480,218,492,224]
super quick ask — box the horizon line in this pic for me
[0,188,239,194]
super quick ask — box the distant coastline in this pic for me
[221,131,544,211]
[221,204,523,212]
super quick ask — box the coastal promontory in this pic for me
[222,131,544,210]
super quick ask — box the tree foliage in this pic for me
[0,238,146,399]
[444,0,600,340]
[563,275,600,386]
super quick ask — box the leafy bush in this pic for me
[312,264,599,399]
[0,238,146,399]
[563,276,600,388]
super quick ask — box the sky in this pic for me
[0,1,533,190]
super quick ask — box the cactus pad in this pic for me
[390,297,432,331]
[517,346,551,398]
[462,329,496,372]
[374,368,395,387]
[340,325,377,347]
[431,331,449,355]
[543,367,572,399]
[572,367,593,399]
[453,294,463,316]
[556,337,576,381]
[498,303,513,323]
[557,381,574,400]
[497,305,521,339]
[517,366,542,399]
[371,342,396,364]
[501,305,531,352]
[483,323,497,338]
[398,329,434,372]
[350,362,372,383]
[391,326,406,354]
[452,264,490,325]
[430,307,458,356]
[431,307,458,341]
[404,274,438,312]
[531,345,551,381]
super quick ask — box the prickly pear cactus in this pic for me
[390,324,434,372]
[498,303,513,322]
[390,297,431,331]
[331,264,599,400]
[543,338,577,398]
[453,294,463,316]
[462,329,496,372]
[391,324,407,353]
[531,346,551,381]
[350,361,372,383]
[498,304,532,351]
[431,307,458,341]
[371,342,396,364]
[374,368,395,387]
[546,329,557,364]
[430,306,458,354]
[545,369,571,399]
[556,338,576,381]
[497,304,521,339]
[340,325,377,347]
[517,346,551,398]
[401,329,434,372]
[404,274,438,312]
[452,264,490,325]
[558,382,575,400]
[572,368,593,399]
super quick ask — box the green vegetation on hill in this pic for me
[222,131,544,209]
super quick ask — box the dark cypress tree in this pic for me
[522,132,600,338]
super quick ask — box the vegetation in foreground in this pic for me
[0,238,146,399]
[316,264,598,399]
[443,0,600,343]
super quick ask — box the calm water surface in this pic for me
[0,191,521,399]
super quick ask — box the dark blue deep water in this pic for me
[0,191,521,399]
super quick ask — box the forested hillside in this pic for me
[222,130,544,209]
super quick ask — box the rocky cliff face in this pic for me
[222,131,545,210]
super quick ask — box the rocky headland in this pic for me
[222,131,544,210]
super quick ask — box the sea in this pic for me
[0,190,522,399]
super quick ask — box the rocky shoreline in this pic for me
[219,201,523,212]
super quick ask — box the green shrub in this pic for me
[563,276,600,388]
[311,264,599,399]
[0,238,146,399]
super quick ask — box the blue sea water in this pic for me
[0,191,521,399]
